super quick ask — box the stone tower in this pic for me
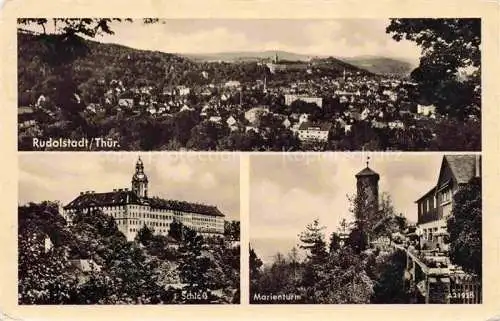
[131,156,148,198]
[354,157,379,225]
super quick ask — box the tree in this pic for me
[168,219,184,242]
[224,220,240,241]
[329,232,341,253]
[447,177,482,276]
[298,219,328,293]
[386,19,481,120]
[177,227,211,303]
[298,219,327,263]
[135,224,154,245]
[18,202,79,304]
[313,247,374,304]
[250,247,263,277]
[370,250,410,303]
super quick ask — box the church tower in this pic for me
[354,157,379,224]
[132,156,148,198]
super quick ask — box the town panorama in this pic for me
[17,19,481,151]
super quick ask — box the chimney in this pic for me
[475,154,481,177]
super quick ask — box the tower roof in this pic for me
[355,166,380,178]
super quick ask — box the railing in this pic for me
[390,242,481,304]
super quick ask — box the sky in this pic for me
[18,152,240,221]
[250,153,444,264]
[20,19,422,66]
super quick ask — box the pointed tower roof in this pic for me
[355,156,379,178]
[355,167,380,178]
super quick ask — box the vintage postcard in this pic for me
[1,0,499,321]
[16,18,480,152]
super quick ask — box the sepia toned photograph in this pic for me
[249,153,482,304]
[18,153,240,304]
[17,18,480,152]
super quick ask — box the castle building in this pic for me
[416,155,481,250]
[63,157,226,241]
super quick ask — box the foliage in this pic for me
[298,219,327,263]
[18,202,239,304]
[249,190,416,304]
[447,177,482,276]
[168,219,184,242]
[224,220,241,241]
[370,250,410,303]
[135,224,154,245]
[177,227,211,303]
[387,19,481,120]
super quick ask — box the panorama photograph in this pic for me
[18,18,480,151]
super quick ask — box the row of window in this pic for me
[129,228,169,234]
[418,188,453,214]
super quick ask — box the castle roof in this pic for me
[64,190,142,208]
[64,191,225,217]
[355,166,380,178]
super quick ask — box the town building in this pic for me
[18,106,36,129]
[416,155,481,250]
[244,106,269,125]
[284,94,323,108]
[417,104,437,117]
[297,122,331,142]
[64,157,226,241]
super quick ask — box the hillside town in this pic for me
[18,39,480,152]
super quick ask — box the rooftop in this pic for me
[298,121,332,131]
[444,155,480,184]
[355,166,380,178]
[64,190,225,217]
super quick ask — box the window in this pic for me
[441,189,452,203]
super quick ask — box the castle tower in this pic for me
[131,156,148,198]
[354,157,379,224]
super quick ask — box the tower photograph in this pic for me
[249,153,481,304]
[18,153,240,304]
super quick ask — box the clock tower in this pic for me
[132,157,148,198]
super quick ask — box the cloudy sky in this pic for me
[21,19,422,65]
[250,153,444,263]
[18,153,240,221]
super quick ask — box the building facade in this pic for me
[416,155,481,250]
[284,94,323,108]
[297,121,331,142]
[64,157,226,241]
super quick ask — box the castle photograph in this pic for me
[18,153,240,304]
[249,153,481,304]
